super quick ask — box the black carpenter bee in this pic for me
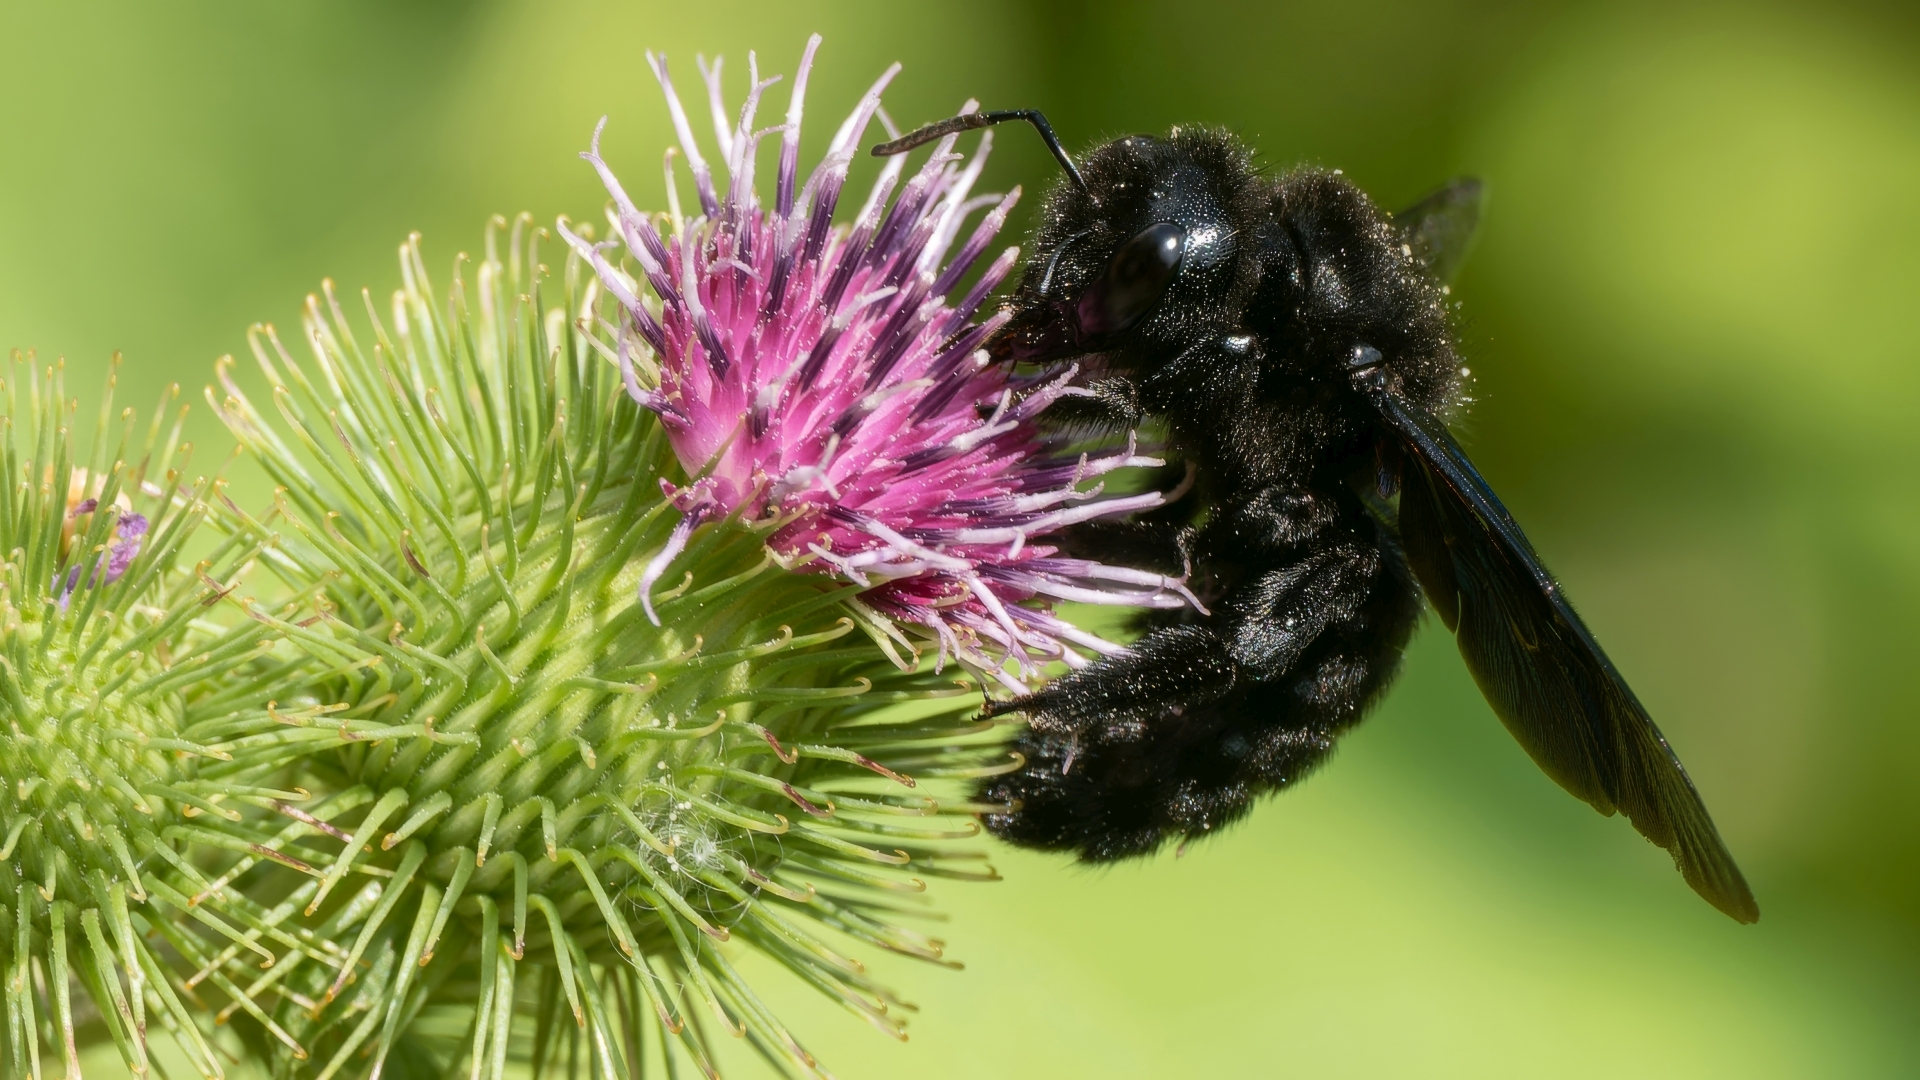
[874,111,1757,922]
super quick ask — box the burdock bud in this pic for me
[0,355,286,1079]
[179,212,1018,1076]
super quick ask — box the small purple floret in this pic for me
[105,512,148,582]
[55,503,148,608]
[568,36,1196,690]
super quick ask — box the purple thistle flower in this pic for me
[565,36,1196,690]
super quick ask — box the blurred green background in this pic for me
[5,0,1919,1075]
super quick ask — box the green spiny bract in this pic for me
[181,219,1010,1079]
[0,355,288,1079]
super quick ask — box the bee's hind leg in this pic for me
[982,624,1237,742]
[981,512,1419,861]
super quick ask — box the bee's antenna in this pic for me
[873,109,1088,196]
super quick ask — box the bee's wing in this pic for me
[1393,178,1483,285]
[1373,385,1759,923]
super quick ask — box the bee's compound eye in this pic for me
[1077,222,1186,337]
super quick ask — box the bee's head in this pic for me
[875,117,1253,370]
[992,129,1252,368]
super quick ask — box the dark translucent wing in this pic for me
[1393,178,1483,285]
[1375,387,1758,923]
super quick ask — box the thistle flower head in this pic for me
[0,355,288,1080]
[567,36,1196,689]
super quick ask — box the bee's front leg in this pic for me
[1040,374,1144,433]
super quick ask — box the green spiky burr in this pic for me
[0,353,301,1080]
[173,219,1012,1080]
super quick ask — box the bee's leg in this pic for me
[1040,375,1144,432]
[1052,457,1200,580]
[987,537,1376,742]
[1221,541,1380,681]
[982,624,1237,741]
[979,623,1239,856]
[982,507,1419,860]
[1053,516,1196,577]
[981,548,1374,853]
